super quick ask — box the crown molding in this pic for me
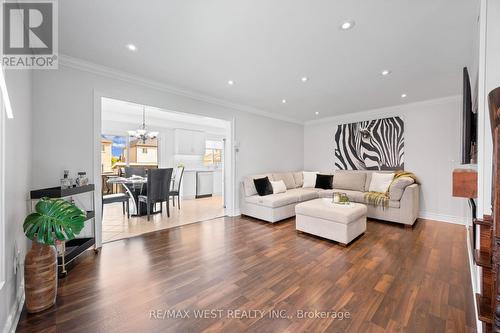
[304,95,462,126]
[58,54,304,125]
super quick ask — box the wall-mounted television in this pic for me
[462,67,477,164]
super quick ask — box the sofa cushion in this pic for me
[315,174,333,189]
[302,188,323,193]
[319,189,400,208]
[319,189,365,203]
[389,177,415,201]
[332,172,366,192]
[288,188,320,201]
[243,174,273,196]
[273,172,297,190]
[254,177,273,196]
[245,192,299,208]
[365,172,372,191]
[293,172,304,188]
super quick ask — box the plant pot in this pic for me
[24,241,57,313]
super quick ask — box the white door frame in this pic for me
[0,77,5,291]
[92,90,236,248]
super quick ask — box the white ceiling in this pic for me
[60,0,477,122]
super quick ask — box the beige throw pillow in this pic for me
[273,173,297,189]
[302,172,318,188]
[368,173,395,193]
[270,180,287,194]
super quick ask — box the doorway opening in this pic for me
[98,97,231,243]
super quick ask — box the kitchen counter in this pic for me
[184,168,222,172]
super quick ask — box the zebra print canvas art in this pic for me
[334,116,404,170]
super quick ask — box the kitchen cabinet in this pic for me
[213,170,223,195]
[180,171,197,199]
[174,129,206,155]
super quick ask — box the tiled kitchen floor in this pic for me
[101,196,225,242]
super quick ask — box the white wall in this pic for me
[304,96,468,224]
[31,62,304,214]
[0,70,32,332]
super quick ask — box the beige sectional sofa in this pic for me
[240,170,419,225]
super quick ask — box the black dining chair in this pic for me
[124,166,147,178]
[102,193,130,218]
[138,168,173,221]
[170,166,184,210]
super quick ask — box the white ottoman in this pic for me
[295,198,367,246]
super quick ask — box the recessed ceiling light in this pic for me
[401,93,407,98]
[227,80,234,85]
[126,44,137,51]
[340,20,355,30]
[281,99,287,104]
[301,76,309,82]
[381,70,392,76]
[315,111,320,115]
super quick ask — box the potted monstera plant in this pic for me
[23,197,85,313]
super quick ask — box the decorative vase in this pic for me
[24,241,57,313]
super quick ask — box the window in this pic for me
[100,135,128,174]
[142,148,148,154]
[203,149,222,165]
[204,140,224,165]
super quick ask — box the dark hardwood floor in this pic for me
[16,216,476,333]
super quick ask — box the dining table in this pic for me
[107,175,176,216]
[107,176,149,216]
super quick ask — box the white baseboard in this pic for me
[2,283,24,333]
[233,209,465,224]
[229,209,241,217]
[418,211,467,225]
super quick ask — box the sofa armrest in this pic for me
[399,184,419,225]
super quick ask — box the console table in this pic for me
[30,184,99,277]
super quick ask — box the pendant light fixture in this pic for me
[127,106,159,143]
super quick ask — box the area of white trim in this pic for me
[230,209,241,217]
[305,95,462,126]
[92,91,103,248]
[94,92,237,247]
[2,283,24,333]
[0,69,5,293]
[417,211,467,225]
[466,226,483,333]
[477,0,489,217]
[59,55,303,126]
[0,69,13,119]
